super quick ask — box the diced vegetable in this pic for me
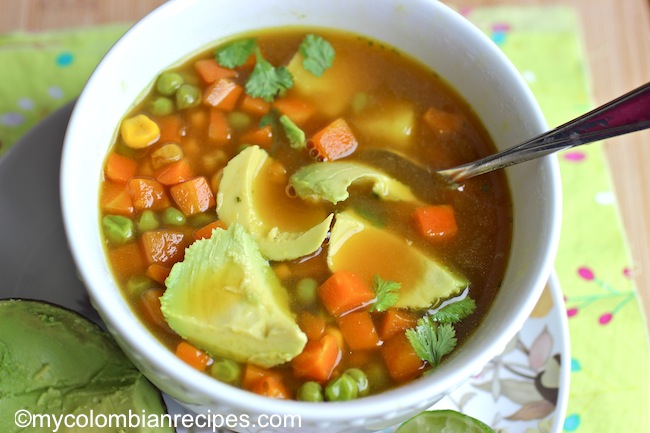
[120,114,160,149]
[140,229,187,266]
[145,263,171,285]
[208,108,232,144]
[155,159,195,186]
[351,99,415,148]
[317,271,375,317]
[170,177,216,216]
[291,333,341,382]
[106,242,145,277]
[239,94,271,116]
[422,107,463,134]
[243,363,290,398]
[140,288,171,332]
[194,58,237,84]
[298,311,326,341]
[309,118,358,161]
[337,310,381,350]
[105,153,137,183]
[250,375,291,399]
[127,177,170,211]
[176,341,211,371]
[192,220,227,240]
[242,364,276,390]
[381,332,426,381]
[100,182,134,216]
[155,115,183,144]
[379,308,418,341]
[412,204,458,240]
[202,78,244,111]
[272,96,316,125]
[239,125,273,149]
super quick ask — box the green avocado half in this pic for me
[0,299,172,433]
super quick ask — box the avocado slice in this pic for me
[327,211,469,309]
[161,223,307,368]
[216,145,333,261]
[290,160,418,205]
[0,299,171,433]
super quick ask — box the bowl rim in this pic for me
[60,0,562,423]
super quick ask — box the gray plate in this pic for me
[0,102,100,324]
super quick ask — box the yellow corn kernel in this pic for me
[120,114,160,149]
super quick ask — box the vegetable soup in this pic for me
[99,28,512,401]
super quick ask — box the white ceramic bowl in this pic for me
[61,1,562,432]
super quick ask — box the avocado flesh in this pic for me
[161,224,307,368]
[216,145,333,261]
[290,160,417,205]
[327,211,469,309]
[0,299,171,433]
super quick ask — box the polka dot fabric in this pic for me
[0,25,128,156]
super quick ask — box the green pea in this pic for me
[149,96,174,116]
[296,278,319,305]
[210,359,241,384]
[325,374,358,401]
[102,215,134,244]
[344,368,369,397]
[137,210,159,232]
[126,275,154,295]
[156,72,184,96]
[175,84,201,110]
[351,92,370,114]
[297,381,324,402]
[227,111,253,132]
[162,207,186,226]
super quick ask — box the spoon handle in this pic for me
[440,81,650,182]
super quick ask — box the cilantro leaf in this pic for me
[430,297,477,324]
[405,317,457,366]
[246,50,294,102]
[299,34,335,77]
[215,38,257,68]
[279,115,306,149]
[370,275,401,312]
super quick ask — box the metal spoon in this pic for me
[365,82,650,183]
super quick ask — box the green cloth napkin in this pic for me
[1,6,649,433]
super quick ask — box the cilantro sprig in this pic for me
[215,38,257,68]
[370,275,401,312]
[405,296,476,367]
[246,51,294,102]
[214,34,335,102]
[299,34,335,77]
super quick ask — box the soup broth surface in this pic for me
[99,28,512,401]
